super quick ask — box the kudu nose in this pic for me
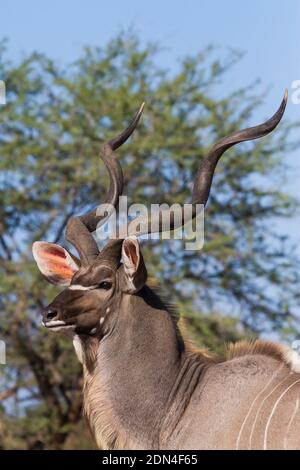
[43,307,59,323]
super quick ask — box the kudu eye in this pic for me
[98,281,112,290]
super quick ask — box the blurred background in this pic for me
[0,0,300,449]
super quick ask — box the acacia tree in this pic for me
[0,33,299,449]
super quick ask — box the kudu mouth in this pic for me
[42,319,75,331]
[42,307,76,330]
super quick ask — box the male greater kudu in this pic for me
[32,91,300,449]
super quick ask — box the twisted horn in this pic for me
[122,91,287,238]
[65,103,145,263]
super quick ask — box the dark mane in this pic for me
[143,279,180,323]
[139,281,297,370]
[142,280,216,362]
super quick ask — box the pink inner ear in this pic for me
[33,242,78,284]
[124,241,138,265]
[40,250,74,279]
[44,246,67,258]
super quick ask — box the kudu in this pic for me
[32,91,300,450]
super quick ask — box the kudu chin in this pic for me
[33,91,300,450]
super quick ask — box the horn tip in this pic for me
[138,102,145,115]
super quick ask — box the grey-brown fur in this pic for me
[32,94,300,450]
[76,289,300,450]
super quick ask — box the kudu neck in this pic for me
[82,285,188,449]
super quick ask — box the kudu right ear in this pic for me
[121,236,147,293]
[32,241,80,286]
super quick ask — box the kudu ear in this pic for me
[121,236,147,293]
[32,241,80,287]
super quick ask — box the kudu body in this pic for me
[32,92,300,449]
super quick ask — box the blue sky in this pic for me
[1,0,300,243]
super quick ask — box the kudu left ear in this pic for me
[32,241,80,286]
[121,236,147,293]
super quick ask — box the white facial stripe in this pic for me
[69,284,97,291]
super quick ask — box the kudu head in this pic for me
[32,93,287,339]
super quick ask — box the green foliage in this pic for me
[0,32,299,449]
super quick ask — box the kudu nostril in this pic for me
[44,308,58,322]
